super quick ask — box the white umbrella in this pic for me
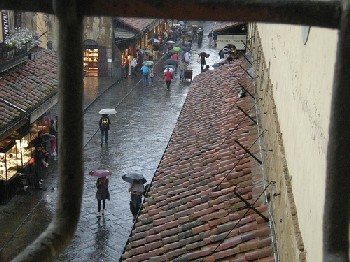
[143,61,154,66]
[166,40,175,45]
[148,38,160,43]
[99,108,117,115]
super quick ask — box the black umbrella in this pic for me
[164,59,177,66]
[27,134,53,148]
[122,173,147,184]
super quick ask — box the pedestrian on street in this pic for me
[99,114,111,146]
[183,51,190,65]
[164,68,172,88]
[123,56,129,78]
[141,64,149,86]
[219,49,225,59]
[49,119,57,159]
[129,181,145,222]
[148,65,154,86]
[179,60,187,82]
[130,57,138,78]
[199,52,209,72]
[33,144,49,189]
[96,176,110,217]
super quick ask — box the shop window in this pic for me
[83,48,99,77]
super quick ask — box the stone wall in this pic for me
[249,24,306,262]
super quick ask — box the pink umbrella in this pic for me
[89,169,112,177]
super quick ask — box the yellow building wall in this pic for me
[256,24,337,262]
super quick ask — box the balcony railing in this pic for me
[0,42,31,72]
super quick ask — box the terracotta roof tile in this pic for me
[0,48,58,130]
[122,59,274,261]
[117,17,158,32]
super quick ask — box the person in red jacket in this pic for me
[164,68,172,88]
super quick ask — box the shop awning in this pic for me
[30,94,58,123]
[114,29,136,44]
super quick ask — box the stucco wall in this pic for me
[84,17,112,48]
[252,23,337,261]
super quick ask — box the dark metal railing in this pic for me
[0,1,348,262]
[0,43,29,72]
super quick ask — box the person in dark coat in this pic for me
[96,176,110,217]
[129,181,145,222]
[199,52,209,72]
[33,145,49,189]
[99,114,111,146]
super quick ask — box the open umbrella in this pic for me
[99,108,117,115]
[144,49,153,55]
[181,46,191,52]
[148,38,160,43]
[122,173,147,184]
[172,46,181,52]
[27,133,56,148]
[143,61,154,66]
[89,169,112,178]
[166,40,175,45]
[164,59,177,66]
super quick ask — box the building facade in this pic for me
[249,23,337,261]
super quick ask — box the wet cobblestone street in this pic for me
[0,21,224,261]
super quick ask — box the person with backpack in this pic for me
[140,64,149,86]
[99,114,111,146]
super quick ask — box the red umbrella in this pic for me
[89,169,112,177]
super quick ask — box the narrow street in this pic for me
[0,21,224,261]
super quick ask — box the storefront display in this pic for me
[83,48,99,76]
[0,135,33,181]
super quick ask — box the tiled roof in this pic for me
[0,48,58,131]
[122,60,274,261]
[117,17,158,32]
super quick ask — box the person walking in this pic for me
[164,67,172,88]
[96,176,110,217]
[33,144,49,189]
[130,57,138,78]
[49,119,57,159]
[199,52,208,72]
[148,66,154,86]
[179,60,187,82]
[219,49,225,59]
[140,64,149,87]
[99,114,111,146]
[183,51,190,65]
[129,181,145,222]
[123,56,129,78]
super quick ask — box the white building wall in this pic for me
[256,24,338,261]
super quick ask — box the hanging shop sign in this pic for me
[216,34,247,50]
[1,11,9,42]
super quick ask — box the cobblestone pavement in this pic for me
[0,21,223,261]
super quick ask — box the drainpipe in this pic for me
[323,2,350,261]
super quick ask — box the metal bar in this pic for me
[238,82,255,99]
[240,65,253,79]
[233,189,269,222]
[0,0,53,13]
[323,1,350,261]
[81,0,342,28]
[237,106,258,125]
[0,0,342,29]
[12,0,84,261]
[235,139,262,164]
[242,39,252,54]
